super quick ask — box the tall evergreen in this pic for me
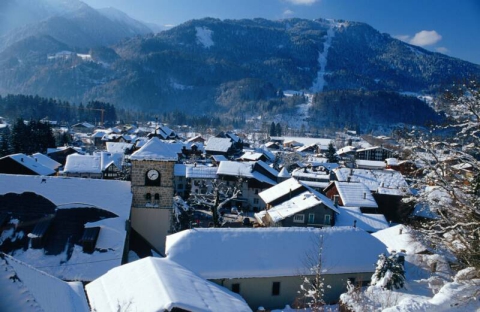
[326,142,337,163]
[269,121,276,137]
[275,122,282,137]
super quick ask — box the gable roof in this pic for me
[217,161,277,185]
[86,257,251,312]
[32,153,62,171]
[267,190,339,223]
[106,142,134,154]
[0,253,89,312]
[259,177,304,204]
[130,137,179,161]
[334,181,378,208]
[166,227,387,279]
[335,206,389,232]
[0,174,132,281]
[205,137,233,153]
[3,153,56,176]
[63,153,102,174]
[334,168,411,196]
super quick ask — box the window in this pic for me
[308,213,315,224]
[154,193,160,204]
[293,214,305,223]
[324,215,331,225]
[177,184,183,190]
[254,189,259,194]
[145,193,152,201]
[253,198,259,204]
[272,282,280,296]
[232,283,240,294]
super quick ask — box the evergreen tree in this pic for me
[370,253,405,290]
[10,118,28,154]
[276,122,282,136]
[0,126,11,157]
[326,142,337,163]
[269,121,276,137]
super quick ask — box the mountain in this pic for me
[0,17,479,131]
[0,0,156,54]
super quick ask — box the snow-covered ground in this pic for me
[196,26,214,48]
[311,22,335,93]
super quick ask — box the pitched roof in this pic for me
[63,153,102,174]
[106,142,134,154]
[0,254,89,312]
[6,153,56,175]
[334,168,411,196]
[166,227,387,279]
[334,181,378,208]
[129,137,179,161]
[335,206,388,232]
[0,174,132,281]
[267,190,338,223]
[259,177,304,204]
[205,137,233,153]
[32,153,62,171]
[278,167,291,178]
[86,257,251,312]
[217,161,277,185]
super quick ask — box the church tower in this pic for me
[129,138,179,255]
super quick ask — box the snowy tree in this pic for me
[403,79,480,269]
[370,253,405,290]
[297,235,331,311]
[188,178,243,227]
[326,141,337,163]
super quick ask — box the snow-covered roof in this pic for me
[334,168,411,196]
[106,142,134,154]
[72,122,95,129]
[238,151,264,161]
[186,165,218,179]
[166,227,387,279]
[336,145,356,155]
[385,158,399,166]
[32,153,62,171]
[0,174,132,281]
[356,145,392,152]
[372,225,430,255]
[292,167,330,181]
[334,181,378,208]
[63,153,101,173]
[217,161,277,185]
[6,153,56,175]
[335,206,388,232]
[259,177,304,204]
[267,190,339,223]
[130,137,179,161]
[205,137,233,153]
[86,257,251,312]
[355,159,386,170]
[278,167,291,178]
[0,254,89,312]
[271,136,332,147]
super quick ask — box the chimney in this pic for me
[347,176,351,183]
[353,220,357,228]
[399,228,403,235]
[363,192,366,199]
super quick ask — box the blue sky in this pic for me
[83,0,480,65]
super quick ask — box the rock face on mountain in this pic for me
[0,14,479,130]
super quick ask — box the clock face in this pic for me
[147,169,159,180]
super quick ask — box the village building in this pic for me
[165,227,387,310]
[0,174,132,282]
[86,257,252,312]
[355,146,394,161]
[0,153,56,176]
[0,254,90,312]
[216,160,279,212]
[62,152,123,179]
[324,181,379,213]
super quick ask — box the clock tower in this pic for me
[129,138,179,255]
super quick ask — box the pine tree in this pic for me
[269,122,276,137]
[0,126,11,157]
[370,253,405,290]
[276,122,282,136]
[326,142,337,163]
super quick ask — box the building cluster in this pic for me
[0,121,474,311]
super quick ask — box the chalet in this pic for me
[0,174,132,282]
[355,159,386,170]
[332,168,411,222]
[106,142,134,155]
[151,125,178,140]
[265,141,281,150]
[324,181,379,213]
[237,151,268,162]
[355,146,394,161]
[217,131,244,150]
[187,164,218,195]
[62,152,123,179]
[291,166,331,191]
[277,167,291,182]
[47,146,82,166]
[71,122,95,134]
[216,160,279,211]
[1,254,90,312]
[205,137,236,157]
[296,143,321,155]
[91,129,110,148]
[0,153,56,176]
[165,227,387,310]
[186,135,206,144]
[86,257,252,312]
[335,145,356,160]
